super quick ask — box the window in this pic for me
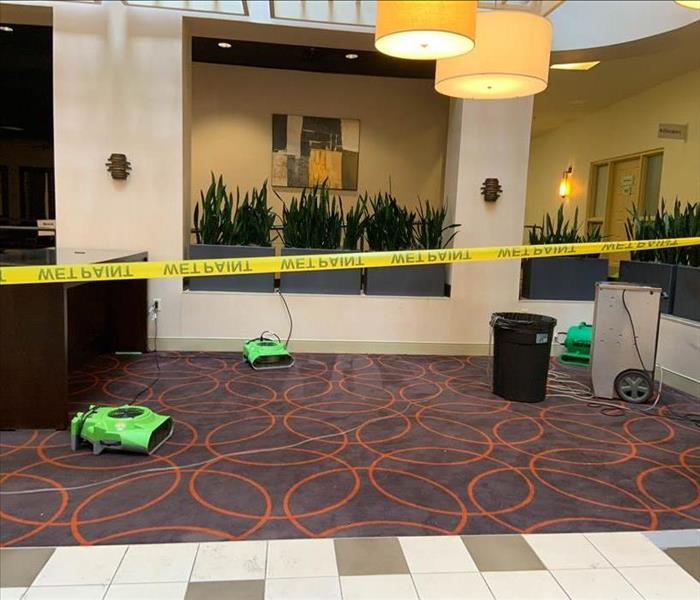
[641,152,663,215]
[19,166,55,222]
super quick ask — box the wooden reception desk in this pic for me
[0,249,148,429]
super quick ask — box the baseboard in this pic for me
[656,366,700,399]
[151,337,489,356]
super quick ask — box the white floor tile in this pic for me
[412,572,494,600]
[644,529,700,550]
[340,574,418,600]
[0,589,27,600]
[32,545,127,586]
[23,586,107,600]
[585,532,675,568]
[266,539,337,579]
[111,543,198,584]
[190,541,267,582]
[399,536,478,573]
[264,576,342,600]
[482,571,568,600]
[618,566,700,600]
[524,533,611,570]
[552,569,643,600]
[104,582,188,600]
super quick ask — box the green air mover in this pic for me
[243,334,294,371]
[70,405,173,455]
[558,322,592,366]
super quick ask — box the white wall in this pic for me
[191,63,449,220]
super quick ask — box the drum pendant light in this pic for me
[374,0,477,60]
[435,11,552,100]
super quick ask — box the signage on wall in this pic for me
[658,123,688,141]
[620,175,635,196]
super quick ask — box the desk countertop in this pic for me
[0,248,148,266]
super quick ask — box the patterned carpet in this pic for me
[1,352,698,547]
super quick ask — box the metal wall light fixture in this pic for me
[106,153,132,180]
[481,178,502,202]
[560,166,573,198]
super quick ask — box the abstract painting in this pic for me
[272,114,360,190]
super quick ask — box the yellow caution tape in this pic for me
[1,238,698,286]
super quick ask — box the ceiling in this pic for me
[192,37,434,78]
[533,20,700,136]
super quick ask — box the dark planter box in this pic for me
[521,257,608,301]
[188,244,274,292]
[280,248,361,295]
[365,264,447,297]
[672,265,700,322]
[619,260,676,314]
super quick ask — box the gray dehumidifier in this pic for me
[590,282,661,403]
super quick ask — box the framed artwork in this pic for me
[272,113,359,190]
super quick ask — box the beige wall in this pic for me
[526,68,700,230]
[190,63,449,228]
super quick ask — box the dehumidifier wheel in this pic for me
[614,369,653,404]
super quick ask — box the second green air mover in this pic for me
[558,322,592,366]
[243,334,294,370]
[70,405,173,455]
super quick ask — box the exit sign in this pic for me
[658,123,688,140]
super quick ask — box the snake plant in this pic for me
[626,199,699,266]
[343,194,368,250]
[365,192,416,251]
[279,181,344,249]
[193,174,275,246]
[414,199,460,249]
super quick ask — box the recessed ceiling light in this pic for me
[218,41,232,49]
[550,61,600,71]
[345,53,359,60]
[0,25,14,33]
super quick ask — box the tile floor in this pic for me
[0,530,698,600]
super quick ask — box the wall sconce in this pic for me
[559,166,572,198]
[106,153,132,180]
[481,178,502,202]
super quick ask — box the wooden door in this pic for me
[605,157,641,273]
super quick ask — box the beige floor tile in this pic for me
[665,547,700,581]
[32,545,127,587]
[524,533,611,570]
[112,543,198,584]
[340,574,418,600]
[482,571,568,600]
[335,538,409,576]
[23,585,107,600]
[461,535,545,572]
[399,536,478,573]
[264,576,341,600]
[585,532,676,568]
[266,539,337,579]
[185,580,265,600]
[105,582,188,600]
[190,541,267,582]
[552,568,643,600]
[0,548,55,587]
[619,565,700,600]
[412,572,494,600]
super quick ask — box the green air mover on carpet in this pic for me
[558,322,592,366]
[243,336,295,370]
[70,405,173,455]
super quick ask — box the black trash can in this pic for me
[490,312,557,403]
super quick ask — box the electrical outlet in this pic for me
[152,298,162,312]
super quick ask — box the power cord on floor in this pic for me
[0,369,420,496]
[131,303,161,403]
